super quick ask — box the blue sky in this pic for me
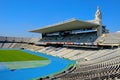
[0,0,120,37]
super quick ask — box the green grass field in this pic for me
[0,50,48,62]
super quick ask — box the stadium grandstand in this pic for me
[0,6,120,80]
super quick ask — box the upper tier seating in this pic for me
[0,36,6,41]
[39,32,98,44]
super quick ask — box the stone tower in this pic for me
[95,6,103,36]
[95,6,102,24]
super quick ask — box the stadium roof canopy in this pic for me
[29,18,99,34]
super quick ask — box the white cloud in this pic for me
[116,31,120,33]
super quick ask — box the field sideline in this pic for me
[0,50,48,62]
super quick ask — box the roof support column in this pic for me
[97,25,102,36]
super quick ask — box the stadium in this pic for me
[0,6,120,80]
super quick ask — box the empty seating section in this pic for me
[0,33,120,80]
[0,36,6,41]
[29,38,40,43]
[0,36,40,49]
[69,50,95,60]
[96,33,120,45]
[6,37,15,42]
[58,48,120,80]
[41,46,54,53]
[14,37,22,42]
[39,32,98,44]
[84,49,114,60]
[2,43,12,48]
[9,43,16,48]
[45,47,63,55]
[62,49,80,58]
[0,43,3,48]
[49,48,66,56]
[0,36,40,43]
[50,48,73,57]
